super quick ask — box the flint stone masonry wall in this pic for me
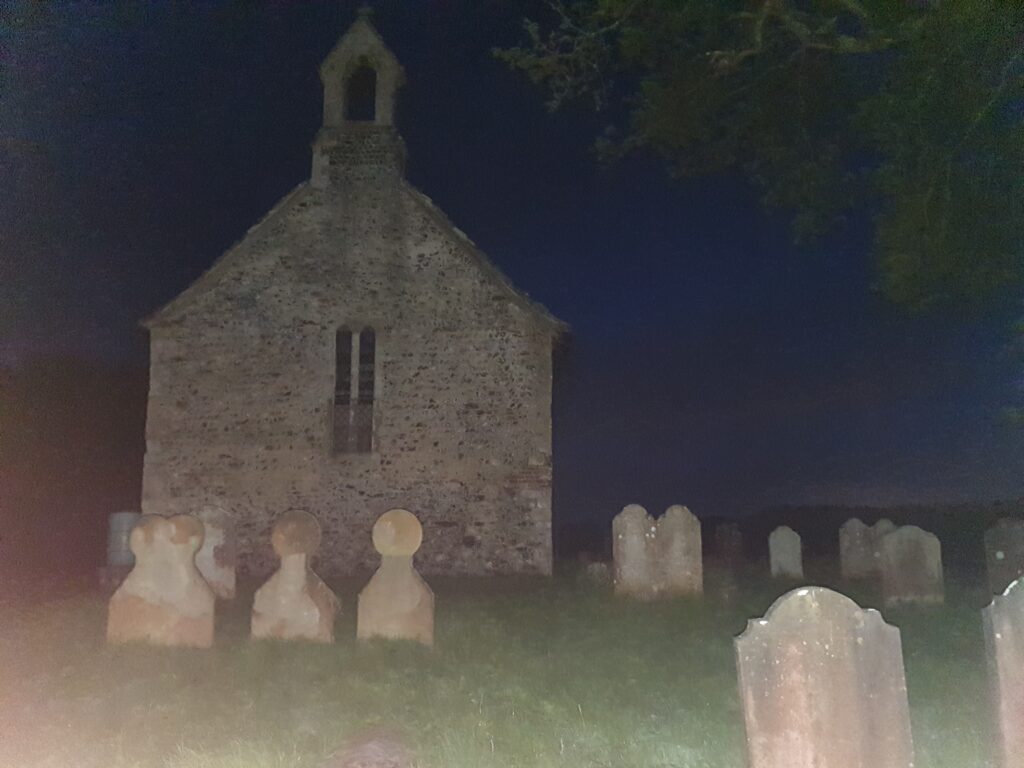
[142,169,558,576]
[142,10,562,581]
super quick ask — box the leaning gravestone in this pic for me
[768,526,802,579]
[357,508,435,647]
[879,525,944,607]
[613,504,657,600]
[251,510,339,643]
[715,522,743,567]
[984,578,1024,768]
[735,587,915,768]
[194,506,236,599]
[657,505,703,596]
[107,514,215,647]
[985,518,1024,595]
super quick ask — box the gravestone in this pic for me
[357,508,434,646]
[879,525,944,606]
[715,522,743,567]
[983,578,1024,768]
[657,505,703,596]
[840,518,895,580]
[735,586,914,768]
[985,518,1024,595]
[107,514,215,647]
[194,506,236,599]
[251,510,339,642]
[612,504,657,599]
[768,526,802,579]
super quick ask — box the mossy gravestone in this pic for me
[357,509,434,647]
[107,514,215,647]
[735,587,914,768]
[251,510,340,643]
[879,525,944,607]
[984,578,1024,768]
[768,526,802,579]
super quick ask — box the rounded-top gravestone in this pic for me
[372,508,423,556]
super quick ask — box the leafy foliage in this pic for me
[498,0,1024,309]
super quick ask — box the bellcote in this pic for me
[312,9,407,186]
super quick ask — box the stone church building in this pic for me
[141,13,564,576]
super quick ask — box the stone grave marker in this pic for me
[357,508,435,646]
[735,586,914,768]
[715,522,743,567]
[840,517,894,580]
[985,518,1024,595]
[613,504,657,599]
[768,526,802,579]
[657,504,703,596]
[107,514,215,647]
[252,510,340,642]
[194,506,236,599]
[983,577,1024,768]
[879,525,944,606]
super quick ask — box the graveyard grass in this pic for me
[1,565,996,768]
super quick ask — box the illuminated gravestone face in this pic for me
[768,526,802,579]
[612,504,657,600]
[107,514,215,647]
[357,508,434,647]
[879,525,944,607]
[984,578,1024,768]
[735,587,915,768]
[715,522,743,568]
[194,506,236,599]
[985,518,1024,595]
[251,510,340,643]
[656,505,703,596]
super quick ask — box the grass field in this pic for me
[0,564,998,768]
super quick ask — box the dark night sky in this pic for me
[3,0,1023,530]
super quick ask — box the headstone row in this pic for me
[107,508,434,648]
[612,504,702,600]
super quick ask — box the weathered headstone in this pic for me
[735,586,915,768]
[107,514,215,647]
[612,504,657,599]
[252,510,339,642]
[984,578,1024,768]
[98,510,140,590]
[985,518,1024,595]
[657,505,703,596]
[194,506,236,599]
[879,525,944,606]
[768,526,802,579]
[357,508,434,646]
[715,522,743,567]
[840,517,895,580]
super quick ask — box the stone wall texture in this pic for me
[141,22,561,577]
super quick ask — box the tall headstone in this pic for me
[735,587,914,768]
[612,504,657,600]
[657,505,703,596]
[252,510,339,642]
[984,578,1024,768]
[768,526,802,579]
[357,508,434,646]
[879,525,944,607]
[715,522,743,567]
[985,518,1024,595]
[107,514,215,647]
[194,506,236,599]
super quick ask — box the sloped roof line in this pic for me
[401,183,567,335]
[143,183,311,328]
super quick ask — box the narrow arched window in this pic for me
[344,65,376,122]
[332,327,375,453]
